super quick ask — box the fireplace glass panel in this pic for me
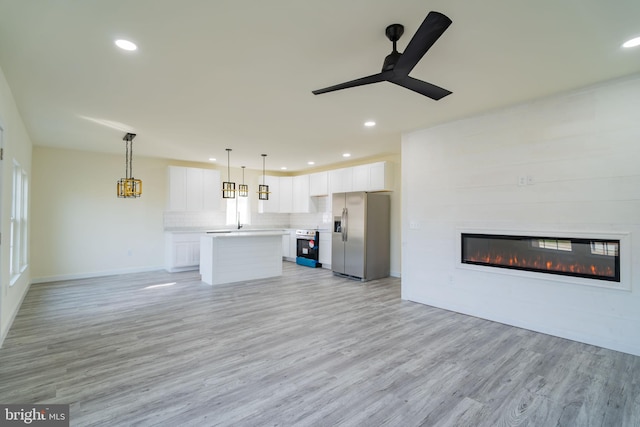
[461,233,620,282]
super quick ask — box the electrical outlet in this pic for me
[518,175,527,186]
[409,221,421,230]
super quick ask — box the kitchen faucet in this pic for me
[237,212,243,229]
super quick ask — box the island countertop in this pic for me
[205,230,287,237]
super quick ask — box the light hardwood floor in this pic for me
[1,263,638,426]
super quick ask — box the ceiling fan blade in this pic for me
[390,76,451,100]
[393,11,452,76]
[312,72,390,95]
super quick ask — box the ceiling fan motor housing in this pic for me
[383,51,402,72]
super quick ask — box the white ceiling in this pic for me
[1,0,639,172]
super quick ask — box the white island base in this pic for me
[200,231,285,285]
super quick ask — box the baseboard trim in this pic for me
[31,266,164,284]
[0,281,31,349]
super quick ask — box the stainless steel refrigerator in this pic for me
[332,191,390,281]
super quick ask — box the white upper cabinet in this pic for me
[259,175,280,213]
[309,171,329,196]
[292,175,313,213]
[168,166,187,211]
[329,168,353,193]
[368,161,394,191]
[257,175,315,213]
[352,164,370,192]
[279,176,293,213]
[328,162,394,194]
[202,169,220,210]
[185,167,204,211]
[167,166,221,212]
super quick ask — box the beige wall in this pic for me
[0,65,32,344]
[31,147,170,281]
[31,148,402,281]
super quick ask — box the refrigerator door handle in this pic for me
[342,207,348,242]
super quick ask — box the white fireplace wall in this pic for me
[401,74,640,356]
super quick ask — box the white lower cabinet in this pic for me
[319,231,331,268]
[165,232,203,272]
[282,229,297,261]
[289,230,297,260]
[282,233,290,260]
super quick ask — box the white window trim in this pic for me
[10,160,28,285]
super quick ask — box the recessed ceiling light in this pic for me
[343,153,351,158]
[280,167,287,170]
[115,39,137,51]
[364,121,376,127]
[307,161,315,165]
[622,36,640,48]
[208,158,216,162]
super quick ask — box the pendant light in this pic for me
[222,148,235,199]
[239,166,248,197]
[116,132,142,198]
[258,154,269,200]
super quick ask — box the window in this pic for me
[10,160,28,283]
[225,197,251,227]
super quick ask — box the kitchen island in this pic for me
[199,230,286,285]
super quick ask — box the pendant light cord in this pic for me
[123,133,136,179]
[128,139,133,179]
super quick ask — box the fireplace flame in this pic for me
[467,252,615,278]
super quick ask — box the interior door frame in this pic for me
[0,122,4,332]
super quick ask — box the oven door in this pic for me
[296,237,319,260]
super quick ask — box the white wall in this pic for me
[0,65,32,345]
[402,74,640,356]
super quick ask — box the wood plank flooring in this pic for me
[1,263,639,426]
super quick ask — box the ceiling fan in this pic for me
[312,11,452,100]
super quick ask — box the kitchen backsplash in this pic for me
[164,196,331,230]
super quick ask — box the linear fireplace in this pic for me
[461,233,620,282]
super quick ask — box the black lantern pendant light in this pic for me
[239,166,248,197]
[222,148,236,199]
[116,132,142,198]
[258,154,269,200]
